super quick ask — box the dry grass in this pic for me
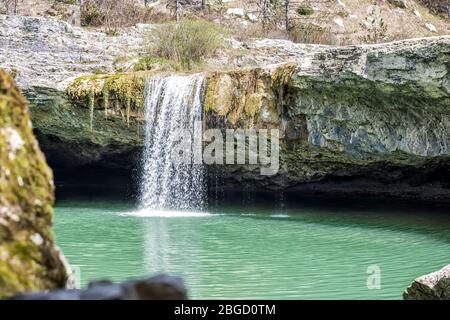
[341,0,449,43]
[3,0,448,44]
[80,0,172,34]
[287,23,337,45]
[219,0,449,45]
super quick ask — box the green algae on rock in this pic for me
[204,64,296,128]
[30,85,143,175]
[0,69,68,298]
[67,71,148,115]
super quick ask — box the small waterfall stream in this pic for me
[139,74,206,211]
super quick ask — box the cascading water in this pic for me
[139,74,206,212]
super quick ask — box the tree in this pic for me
[258,0,270,31]
[285,0,290,31]
[176,0,180,21]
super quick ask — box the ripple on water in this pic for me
[54,201,450,299]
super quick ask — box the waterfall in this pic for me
[139,74,206,211]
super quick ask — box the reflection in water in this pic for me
[144,219,170,273]
[142,216,204,298]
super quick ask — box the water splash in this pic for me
[139,74,206,211]
[120,210,211,218]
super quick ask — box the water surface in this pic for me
[54,199,450,299]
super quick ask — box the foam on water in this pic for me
[120,209,212,218]
[270,214,290,218]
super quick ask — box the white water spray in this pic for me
[139,74,206,212]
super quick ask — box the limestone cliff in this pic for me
[1,15,449,202]
[34,42,448,201]
[204,38,450,202]
[29,37,450,202]
[0,70,68,298]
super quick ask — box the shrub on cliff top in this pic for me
[148,18,226,70]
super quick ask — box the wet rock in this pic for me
[12,274,188,300]
[403,265,450,300]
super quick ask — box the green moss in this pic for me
[67,63,299,128]
[0,69,68,298]
[204,63,296,127]
[104,72,146,110]
[102,86,109,119]
[31,87,143,148]
[289,74,450,112]
[88,90,95,131]
[66,71,153,126]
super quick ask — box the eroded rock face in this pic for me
[403,265,450,300]
[204,38,450,202]
[0,69,68,298]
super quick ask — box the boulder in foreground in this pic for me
[12,274,188,300]
[0,69,68,298]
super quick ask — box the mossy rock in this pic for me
[67,71,151,111]
[0,69,68,298]
[204,63,296,128]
